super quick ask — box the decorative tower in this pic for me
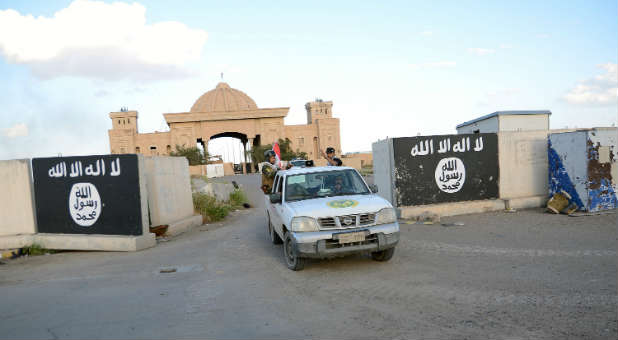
[305,99,333,124]
[109,109,138,132]
[108,109,138,154]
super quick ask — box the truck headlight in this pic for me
[291,217,319,232]
[375,208,396,225]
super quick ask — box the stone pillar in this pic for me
[242,140,248,174]
[247,138,255,173]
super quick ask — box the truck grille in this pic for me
[318,213,376,229]
[318,217,337,228]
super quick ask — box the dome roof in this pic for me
[190,82,258,113]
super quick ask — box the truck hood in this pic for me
[287,194,392,218]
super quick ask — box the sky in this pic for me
[0,0,616,161]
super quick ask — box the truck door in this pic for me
[270,174,285,235]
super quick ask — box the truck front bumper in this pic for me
[291,223,400,258]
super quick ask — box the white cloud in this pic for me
[0,0,208,81]
[467,48,495,56]
[564,63,618,106]
[499,43,513,49]
[2,123,29,138]
[410,61,456,69]
[420,30,433,36]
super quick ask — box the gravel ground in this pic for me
[0,174,615,339]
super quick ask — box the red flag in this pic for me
[272,142,282,168]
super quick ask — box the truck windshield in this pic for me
[285,169,370,202]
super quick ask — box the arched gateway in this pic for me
[108,82,341,167]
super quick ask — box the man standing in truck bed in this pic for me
[260,150,279,194]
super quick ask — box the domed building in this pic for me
[108,82,341,169]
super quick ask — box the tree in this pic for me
[169,145,209,165]
[248,138,308,164]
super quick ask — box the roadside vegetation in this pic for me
[248,138,308,164]
[193,188,249,223]
[169,145,209,165]
[22,243,57,256]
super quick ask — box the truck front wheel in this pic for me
[283,232,305,271]
[371,247,395,261]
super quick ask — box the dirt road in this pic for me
[0,174,615,339]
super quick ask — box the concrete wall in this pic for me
[0,159,37,236]
[548,128,617,212]
[499,114,549,132]
[143,156,194,226]
[586,128,617,211]
[549,131,590,210]
[189,165,207,176]
[457,116,499,134]
[207,164,225,178]
[372,139,395,204]
[498,131,549,199]
[342,152,373,168]
[223,162,235,176]
[341,157,362,170]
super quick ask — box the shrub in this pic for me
[193,193,231,222]
[22,243,56,256]
[170,145,208,165]
[229,189,247,208]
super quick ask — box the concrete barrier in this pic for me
[498,131,549,199]
[35,233,156,252]
[0,159,37,236]
[399,199,506,220]
[189,164,207,176]
[143,156,202,235]
[1,156,156,251]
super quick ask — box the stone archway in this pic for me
[207,131,253,173]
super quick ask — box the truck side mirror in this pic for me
[269,193,282,204]
[369,184,378,193]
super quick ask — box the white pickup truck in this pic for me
[265,166,400,270]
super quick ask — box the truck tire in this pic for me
[371,247,395,262]
[267,212,282,244]
[283,232,305,271]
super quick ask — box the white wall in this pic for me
[498,131,549,199]
[499,114,549,132]
[143,156,195,226]
[372,139,394,204]
[457,116,499,134]
[0,159,37,236]
[549,131,589,204]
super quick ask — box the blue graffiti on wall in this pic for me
[548,139,584,209]
[586,141,617,211]
[588,178,617,211]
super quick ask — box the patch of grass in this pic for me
[22,243,56,256]
[193,193,232,222]
[229,189,247,209]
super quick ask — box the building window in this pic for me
[135,147,140,153]
[118,119,121,125]
[128,118,130,123]
[167,145,172,153]
[297,137,304,146]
